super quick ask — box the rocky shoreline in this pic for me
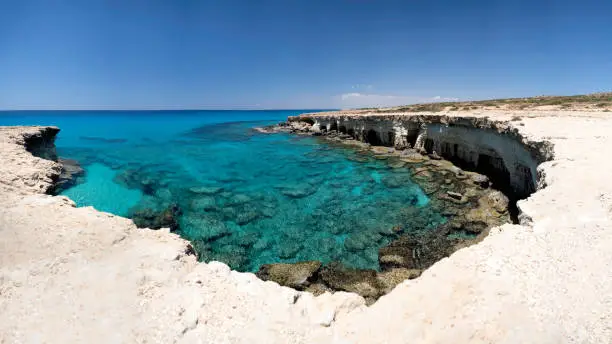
[255,120,513,303]
[48,117,515,303]
[2,109,612,343]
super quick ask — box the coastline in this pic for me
[1,110,611,342]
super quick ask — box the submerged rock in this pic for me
[189,185,224,195]
[278,239,303,259]
[190,196,218,212]
[113,168,160,195]
[224,193,252,206]
[277,183,318,198]
[381,173,413,189]
[344,231,383,252]
[131,204,181,231]
[53,158,85,193]
[234,204,261,225]
[180,214,230,241]
[256,261,321,289]
[212,249,248,270]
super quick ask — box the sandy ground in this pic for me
[0,111,611,343]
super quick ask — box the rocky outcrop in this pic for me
[256,260,422,305]
[285,114,554,200]
[0,126,62,195]
[256,261,322,289]
[253,113,540,302]
[22,126,60,161]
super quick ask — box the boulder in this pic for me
[463,190,511,231]
[400,150,427,163]
[318,262,385,303]
[470,173,490,188]
[446,191,463,200]
[378,233,453,270]
[486,190,510,213]
[428,151,442,160]
[256,261,322,289]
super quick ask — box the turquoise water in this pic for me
[61,163,143,216]
[0,111,444,271]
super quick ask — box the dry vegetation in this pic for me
[368,92,612,113]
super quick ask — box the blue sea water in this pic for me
[0,111,444,271]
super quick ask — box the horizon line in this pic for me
[0,108,339,112]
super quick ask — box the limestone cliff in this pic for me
[291,114,554,200]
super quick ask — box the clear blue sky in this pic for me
[1,0,611,110]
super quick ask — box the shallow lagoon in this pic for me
[0,111,445,271]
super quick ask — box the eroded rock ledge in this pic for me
[291,114,554,200]
[0,126,62,195]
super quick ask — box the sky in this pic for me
[1,0,611,110]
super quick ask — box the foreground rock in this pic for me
[256,261,322,289]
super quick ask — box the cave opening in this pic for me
[365,129,382,145]
[387,132,395,147]
[421,137,534,224]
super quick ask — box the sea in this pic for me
[0,110,444,271]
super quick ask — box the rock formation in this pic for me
[3,110,612,344]
[270,113,554,200]
[253,122,514,301]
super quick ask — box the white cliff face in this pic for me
[310,115,552,199]
[0,126,62,195]
[424,124,538,196]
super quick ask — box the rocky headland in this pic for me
[1,107,612,343]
